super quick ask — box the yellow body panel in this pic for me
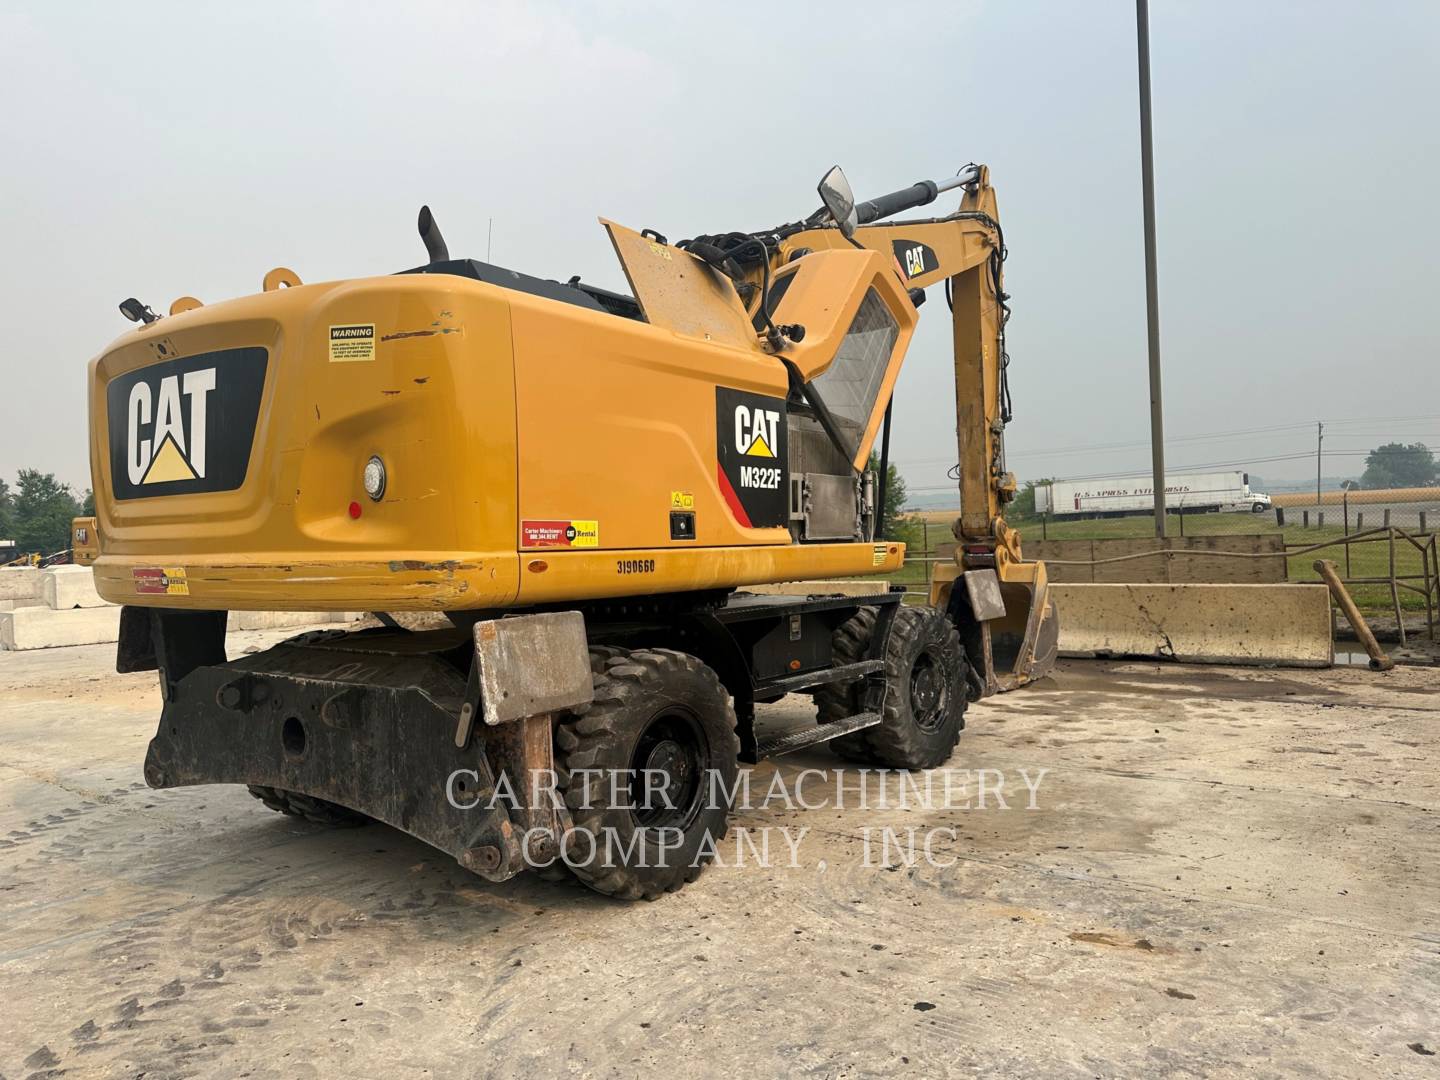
[86,254,910,611]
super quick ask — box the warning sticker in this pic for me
[669,491,695,510]
[134,567,189,596]
[329,324,376,363]
[872,544,889,566]
[521,520,599,549]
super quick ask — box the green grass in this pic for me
[887,513,1436,614]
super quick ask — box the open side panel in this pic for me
[600,219,761,350]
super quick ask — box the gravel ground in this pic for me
[1,631,1437,1079]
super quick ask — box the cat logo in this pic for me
[715,387,787,528]
[734,404,780,458]
[890,238,939,281]
[126,369,216,485]
[106,346,268,501]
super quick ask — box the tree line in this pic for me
[0,471,93,558]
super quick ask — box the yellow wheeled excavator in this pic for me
[73,163,1056,899]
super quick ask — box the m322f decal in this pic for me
[715,387,787,528]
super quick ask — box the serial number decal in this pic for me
[616,559,656,575]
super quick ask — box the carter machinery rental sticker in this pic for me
[329,324,376,362]
[133,567,189,595]
[521,520,599,548]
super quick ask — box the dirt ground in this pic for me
[2,631,1437,1079]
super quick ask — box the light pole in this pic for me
[1137,0,1166,538]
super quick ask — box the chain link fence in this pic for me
[901,487,1440,619]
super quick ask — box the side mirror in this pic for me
[817,165,858,240]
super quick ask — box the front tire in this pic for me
[817,605,967,770]
[555,648,739,900]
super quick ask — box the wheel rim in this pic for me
[629,709,707,831]
[908,650,950,733]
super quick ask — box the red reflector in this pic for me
[348,501,362,519]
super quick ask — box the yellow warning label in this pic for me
[329,324,376,362]
[670,491,695,510]
[872,544,889,566]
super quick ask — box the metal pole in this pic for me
[1315,421,1323,512]
[1136,0,1166,539]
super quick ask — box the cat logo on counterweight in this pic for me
[106,347,268,501]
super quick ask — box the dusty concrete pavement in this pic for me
[2,631,1437,1079]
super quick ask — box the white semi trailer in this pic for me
[1034,471,1271,517]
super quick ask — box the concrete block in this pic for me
[1,607,361,650]
[747,580,890,597]
[1051,583,1332,667]
[41,565,109,609]
[1,605,123,650]
[227,610,361,631]
[0,567,43,604]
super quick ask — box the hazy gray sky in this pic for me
[3,1,1437,501]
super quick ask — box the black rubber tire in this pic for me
[816,604,967,770]
[245,785,369,827]
[555,648,739,901]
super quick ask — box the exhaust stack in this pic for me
[418,205,449,264]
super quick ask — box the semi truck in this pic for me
[1034,471,1271,518]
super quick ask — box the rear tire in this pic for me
[246,785,369,827]
[817,605,967,770]
[555,648,739,901]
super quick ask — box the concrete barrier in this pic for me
[228,611,360,631]
[41,565,107,609]
[748,580,890,597]
[0,567,43,606]
[0,606,123,650]
[1051,583,1332,667]
[1,607,360,651]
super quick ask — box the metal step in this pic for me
[755,712,881,759]
[760,659,884,696]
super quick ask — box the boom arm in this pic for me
[771,166,1017,556]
